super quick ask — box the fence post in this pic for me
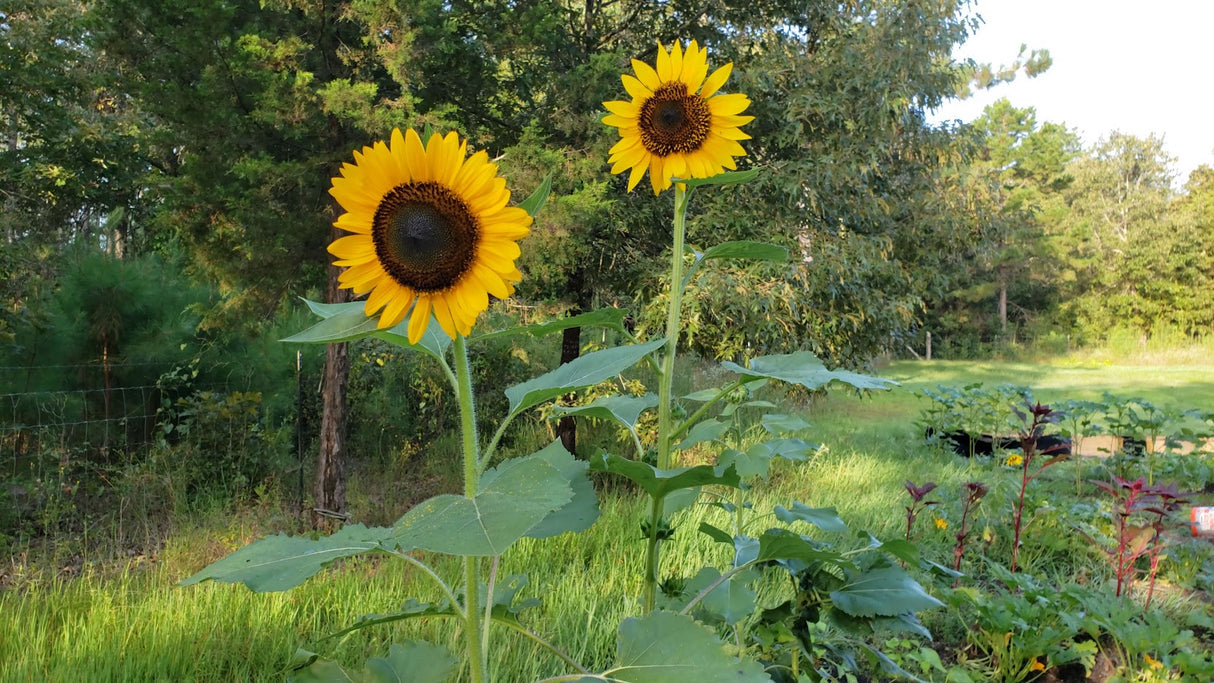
[296,350,305,517]
[926,331,932,361]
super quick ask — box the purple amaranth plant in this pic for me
[1090,476,1193,606]
[903,480,939,543]
[952,481,989,584]
[1010,401,1068,572]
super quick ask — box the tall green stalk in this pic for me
[454,335,488,682]
[643,183,690,612]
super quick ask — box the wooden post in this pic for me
[926,331,932,361]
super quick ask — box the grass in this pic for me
[3,357,1213,681]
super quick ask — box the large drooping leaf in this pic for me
[829,566,944,617]
[550,393,657,430]
[720,439,816,480]
[283,305,380,344]
[519,441,599,539]
[755,529,848,565]
[700,241,788,263]
[288,299,451,362]
[505,338,666,416]
[288,641,457,683]
[674,418,729,451]
[760,413,813,435]
[389,455,571,556]
[679,567,759,626]
[323,599,457,641]
[773,502,848,533]
[180,524,393,592]
[605,611,771,682]
[721,352,896,392]
[675,168,760,188]
[590,454,741,499]
[475,308,630,342]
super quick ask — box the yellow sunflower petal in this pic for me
[469,176,510,215]
[714,114,755,127]
[631,58,661,90]
[388,128,410,181]
[456,279,489,321]
[620,75,650,102]
[364,280,400,317]
[656,42,672,82]
[612,148,648,176]
[407,296,432,344]
[378,291,411,330]
[668,42,684,83]
[429,295,459,339]
[716,126,752,141]
[700,63,733,99]
[454,153,497,199]
[708,93,751,116]
[626,157,649,191]
[680,43,709,93]
[333,211,372,234]
[602,114,635,128]
[471,263,511,299]
[403,128,429,182]
[605,99,640,118]
[327,234,375,260]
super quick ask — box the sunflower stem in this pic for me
[644,183,690,613]
[454,335,489,682]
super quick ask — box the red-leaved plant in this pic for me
[953,480,988,584]
[904,480,939,542]
[1010,401,1069,572]
[1090,476,1192,607]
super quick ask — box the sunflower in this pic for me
[603,40,753,194]
[327,128,531,343]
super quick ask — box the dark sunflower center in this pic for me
[638,82,711,157]
[371,181,478,293]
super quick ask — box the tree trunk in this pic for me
[314,236,350,530]
[556,324,581,455]
[997,271,1008,333]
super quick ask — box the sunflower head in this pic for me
[327,129,531,343]
[603,41,753,194]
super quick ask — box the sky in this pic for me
[930,0,1214,184]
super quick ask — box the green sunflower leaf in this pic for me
[551,393,658,430]
[475,307,629,342]
[721,351,896,392]
[389,455,572,556]
[505,338,666,417]
[589,453,740,498]
[284,304,380,344]
[677,567,759,626]
[675,168,760,188]
[288,299,452,363]
[518,174,552,217]
[829,566,944,617]
[521,441,600,538]
[604,611,770,682]
[179,523,393,592]
[322,599,457,641]
[674,418,729,451]
[288,641,458,683]
[700,241,788,263]
[773,502,848,533]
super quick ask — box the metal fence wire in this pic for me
[0,362,185,476]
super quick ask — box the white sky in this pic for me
[930,0,1214,184]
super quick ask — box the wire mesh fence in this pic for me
[1,362,214,478]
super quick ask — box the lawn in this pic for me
[3,358,1213,682]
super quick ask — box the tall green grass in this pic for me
[3,359,1212,681]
